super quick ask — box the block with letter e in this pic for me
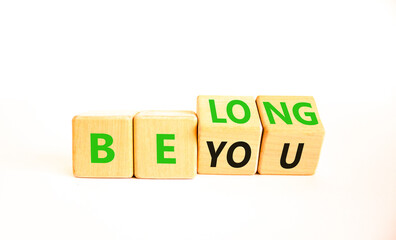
[256,96,325,175]
[197,96,262,175]
[133,111,197,179]
[72,112,134,178]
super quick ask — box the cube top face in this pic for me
[72,112,134,178]
[197,95,262,131]
[256,96,325,175]
[256,96,324,134]
[135,110,197,119]
[134,111,197,179]
[197,96,262,175]
[75,111,136,118]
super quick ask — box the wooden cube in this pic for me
[197,96,262,175]
[133,111,197,179]
[72,112,134,178]
[256,96,325,175]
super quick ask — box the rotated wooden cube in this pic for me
[256,96,325,175]
[133,111,197,179]
[197,96,262,175]
[72,112,134,178]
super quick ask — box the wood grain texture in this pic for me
[256,96,325,175]
[197,96,262,175]
[72,112,134,178]
[133,111,197,179]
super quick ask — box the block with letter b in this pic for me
[72,112,134,178]
[133,111,197,179]
[197,96,262,175]
[256,96,325,175]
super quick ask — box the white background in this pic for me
[1,0,395,239]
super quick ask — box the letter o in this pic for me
[226,100,251,124]
[227,141,251,168]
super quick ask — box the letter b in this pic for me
[91,133,115,163]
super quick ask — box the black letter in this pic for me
[207,141,227,167]
[227,141,251,168]
[280,143,304,169]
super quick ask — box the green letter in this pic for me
[263,102,292,124]
[209,99,227,123]
[293,102,318,125]
[226,100,251,124]
[91,133,115,163]
[157,134,176,164]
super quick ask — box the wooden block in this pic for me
[133,111,197,179]
[256,96,325,175]
[72,111,134,178]
[197,96,262,175]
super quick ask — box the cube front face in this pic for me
[72,114,134,178]
[256,96,325,175]
[133,111,197,179]
[197,96,262,175]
